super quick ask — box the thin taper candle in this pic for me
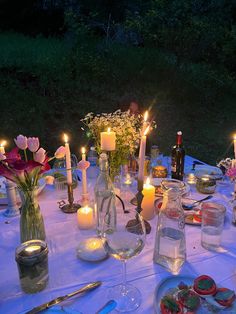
[64,134,72,185]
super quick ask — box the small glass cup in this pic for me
[201,202,226,251]
[54,176,68,199]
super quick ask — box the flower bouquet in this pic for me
[0,135,66,242]
[81,110,142,179]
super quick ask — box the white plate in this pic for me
[154,275,236,313]
[0,177,46,205]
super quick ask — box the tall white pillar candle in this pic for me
[101,128,116,151]
[64,134,72,185]
[141,177,155,220]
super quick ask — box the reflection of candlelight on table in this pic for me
[24,245,41,256]
[77,206,94,229]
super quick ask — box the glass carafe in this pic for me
[94,153,116,236]
[153,188,186,274]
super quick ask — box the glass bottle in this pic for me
[153,188,186,274]
[94,153,116,236]
[171,131,185,181]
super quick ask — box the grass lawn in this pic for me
[0,32,236,164]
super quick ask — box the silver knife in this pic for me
[25,281,102,314]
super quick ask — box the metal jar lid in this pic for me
[15,240,48,265]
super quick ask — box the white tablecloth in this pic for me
[0,156,236,314]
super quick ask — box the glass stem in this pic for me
[122,260,127,295]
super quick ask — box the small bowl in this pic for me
[161,179,186,193]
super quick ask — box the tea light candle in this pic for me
[77,206,94,229]
[0,140,6,154]
[124,173,132,185]
[64,134,72,185]
[101,128,116,151]
[141,177,155,220]
[24,245,41,256]
[77,237,108,262]
[187,173,196,184]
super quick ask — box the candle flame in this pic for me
[144,111,148,122]
[144,125,150,136]
[145,177,151,185]
[81,206,92,214]
[107,127,111,132]
[0,140,6,147]
[64,133,68,143]
[233,134,236,141]
[81,147,86,154]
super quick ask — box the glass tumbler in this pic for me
[201,202,226,250]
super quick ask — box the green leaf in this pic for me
[162,296,180,311]
[197,279,214,290]
[215,290,235,301]
[185,295,199,310]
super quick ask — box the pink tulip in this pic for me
[27,137,39,152]
[77,160,90,170]
[14,135,28,150]
[0,153,6,161]
[55,146,66,159]
[34,148,46,164]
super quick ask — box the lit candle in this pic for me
[24,245,41,256]
[124,173,132,185]
[138,126,150,181]
[0,140,6,154]
[81,147,88,196]
[77,237,108,262]
[187,173,196,184]
[64,134,72,185]
[141,177,155,220]
[77,206,94,229]
[234,134,236,160]
[101,128,116,151]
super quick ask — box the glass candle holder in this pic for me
[15,240,49,293]
[196,175,216,194]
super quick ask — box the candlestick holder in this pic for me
[60,184,81,213]
[126,179,151,234]
[3,180,20,217]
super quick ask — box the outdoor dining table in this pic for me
[0,156,235,314]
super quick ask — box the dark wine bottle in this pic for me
[171,131,185,181]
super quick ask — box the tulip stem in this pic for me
[24,150,28,162]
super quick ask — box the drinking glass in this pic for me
[101,208,146,312]
[201,202,225,250]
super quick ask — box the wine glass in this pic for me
[101,208,146,312]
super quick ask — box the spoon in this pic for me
[182,195,213,210]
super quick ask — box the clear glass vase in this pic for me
[19,187,46,243]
